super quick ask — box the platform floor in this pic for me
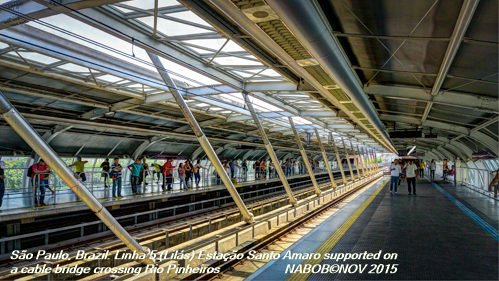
[249,178,499,280]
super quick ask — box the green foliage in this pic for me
[3,158,27,190]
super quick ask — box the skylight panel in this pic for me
[138,17,210,36]
[233,71,255,78]
[258,69,281,77]
[291,116,312,125]
[167,11,211,27]
[0,42,9,50]
[223,40,247,52]
[57,63,91,73]
[213,57,263,66]
[183,39,227,50]
[19,52,60,65]
[98,75,123,83]
[122,0,179,9]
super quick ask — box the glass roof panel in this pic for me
[19,52,60,65]
[183,39,227,50]
[98,75,124,83]
[123,0,179,10]
[57,63,91,73]
[138,17,210,36]
[222,40,247,52]
[213,57,263,66]
[167,11,212,27]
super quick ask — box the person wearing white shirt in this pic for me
[404,160,419,195]
[430,160,436,179]
[389,160,402,195]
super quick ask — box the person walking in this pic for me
[419,160,425,177]
[193,160,207,188]
[110,157,123,199]
[404,160,419,195]
[128,159,143,195]
[69,156,88,182]
[100,158,110,188]
[162,158,175,191]
[389,160,402,195]
[430,159,436,180]
[178,163,187,190]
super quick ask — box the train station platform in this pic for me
[247,178,499,280]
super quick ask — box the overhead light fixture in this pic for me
[296,58,319,66]
[407,146,416,156]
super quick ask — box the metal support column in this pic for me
[372,150,379,173]
[350,142,361,180]
[288,117,322,196]
[331,136,347,185]
[147,52,255,223]
[356,145,367,178]
[364,147,374,175]
[361,147,371,175]
[314,129,336,189]
[342,138,355,182]
[0,92,155,265]
[243,92,297,206]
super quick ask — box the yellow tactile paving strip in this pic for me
[216,179,387,281]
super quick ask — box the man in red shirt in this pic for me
[162,158,175,192]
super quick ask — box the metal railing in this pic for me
[0,170,352,254]
[433,166,498,199]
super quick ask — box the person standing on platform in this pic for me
[184,160,192,189]
[389,160,401,195]
[488,169,498,197]
[230,159,240,179]
[404,160,418,195]
[69,156,88,183]
[442,159,448,180]
[430,159,436,179]
[398,159,405,186]
[193,160,207,188]
[152,163,161,183]
[241,160,248,177]
[100,158,110,188]
[110,157,123,199]
[162,158,175,191]
[178,163,187,190]
[254,160,260,179]
[0,161,4,208]
[33,159,54,206]
[128,158,143,195]
[140,159,149,188]
[261,160,267,179]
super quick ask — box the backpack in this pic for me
[27,165,34,178]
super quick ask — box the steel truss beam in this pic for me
[422,0,480,122]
